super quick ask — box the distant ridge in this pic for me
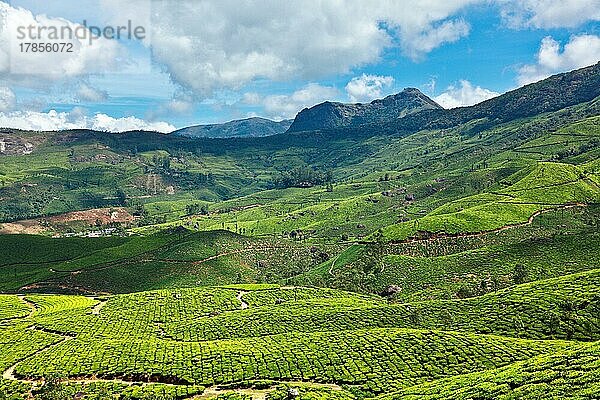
[173,117,292,139]
[387,62,600,132]
[287,63,600,135]
[287,88,442,132]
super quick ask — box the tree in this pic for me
[274,166,333,188]
[362,229,386,275]
[116,188,127,206]
[36,376,71,400]
[512,263,528,284]
[186,203,201,215]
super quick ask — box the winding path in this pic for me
[2,296,73,383]
[90,298,107,315]
[2,334,74,382]
[328,252,342,277]
[237,291,249,310]
[387,203,587,245]
[16,295,36,319]
[3,294,343,397]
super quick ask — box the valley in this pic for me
[0,64,599,399]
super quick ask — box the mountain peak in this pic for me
[173,117,292,139]
[288,88,442,132]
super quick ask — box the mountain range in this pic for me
[287,88,442,132]
[169,62,600,139]
[172,117,292,138]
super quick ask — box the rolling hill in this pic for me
[1,64,600,399]
[172,117,292,139]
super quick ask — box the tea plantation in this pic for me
[1,271,599,399]
[1,66,600,399]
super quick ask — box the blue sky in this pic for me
[0,0,599,132]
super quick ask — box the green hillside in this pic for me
[1,66,600,399]
[380,341,600,400]
[1,268,598,399]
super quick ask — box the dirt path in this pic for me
[17,295,36,319]
[3,295,345,395]
[237,291,249,310]
[328,252,343,277]
[90,298,108,315]
[388,203,586,245]
[2,296,74,383]
[2,335,74,382]
[4,351,344,397]
[194,382,343,400]
[2,364,24,382]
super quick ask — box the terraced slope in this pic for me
[160,270,600,342]
[0,295,30,320]
[381,162,600,241]
[1,270,598,399]
[0,65,599,400]
[0,230,337,293]
[380,341,600,400]
[294,203,600,297]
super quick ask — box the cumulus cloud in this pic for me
[499,0,600,28]
[434,80,499,108]
[90,113,174,132]
[401,19,470,60]
[345,74,394,103]
[517,35,600,85]
[245,83,340,120]
[0,109,174,132]
[0,87,16,112]
[104,0,480,99]
[0,1,123,81]
[146,97,194,121]
[76,83,108,102]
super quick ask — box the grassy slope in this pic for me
[160,268,600,342]
[0,229,339,293]
[3,109,599,296]
[293,205,600,297]
[380,161,600,241]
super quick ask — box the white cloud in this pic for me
[0,2,124,81]
[241,92,261,106]
[146,97,194,122]
[0,109,174,132]
[105,0,480,99]
[345,74,394,103]
[76,83,108,102]
[90,113,174,132]
[434,80,499,108]
[250,83,340,120]
[401,19,470,60]
[0,87,16,112]
[499,0,600,28]
[517,35,600,85]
